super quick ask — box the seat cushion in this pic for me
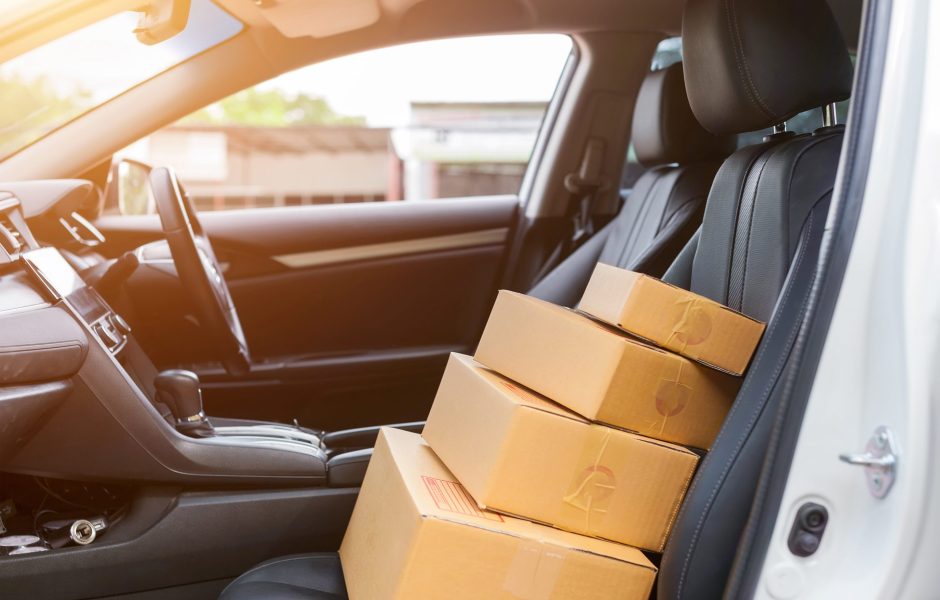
[219,553,346,600]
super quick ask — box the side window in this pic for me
[115,35,572,213]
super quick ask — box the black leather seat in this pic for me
[219,554,346,600]
[528,61,734,307]
[220,0,852,597]
[658,0,852,598]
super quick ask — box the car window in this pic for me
[0,0,242,161]
[115,35,572,213]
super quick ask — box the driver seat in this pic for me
[218,0,853,598]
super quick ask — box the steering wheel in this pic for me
[150,167,251,376]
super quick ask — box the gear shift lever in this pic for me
[154,370,214,438]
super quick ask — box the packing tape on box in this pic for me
[562,427,615,536]
[664,296,713,353]
[502,538,566,600]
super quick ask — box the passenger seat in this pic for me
[529,60,735,307]
[219,0,852,594]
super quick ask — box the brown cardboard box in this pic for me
[340,427,656,600]
[578,263,765,375]
[424,354,699,552]
[474,291,740,449]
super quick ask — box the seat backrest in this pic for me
[528,62,733,307]
[657,1,853,598]
[601,62,736,277]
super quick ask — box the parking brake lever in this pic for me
[154,370,215,438]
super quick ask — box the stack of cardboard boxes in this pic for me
[340,263,765,599]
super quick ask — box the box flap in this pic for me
[452,354,587,424]
[380,427,654,569]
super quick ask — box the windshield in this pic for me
[0,0,242,160]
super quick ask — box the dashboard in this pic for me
[0,180,327,486]
[22,247,130,355]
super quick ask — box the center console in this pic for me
[8,240,411,491]
[1,242,336,487]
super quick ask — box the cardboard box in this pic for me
[474,291,740,449]
[578,263,765,375]
[424,354,699,551]
[340,427,656,600]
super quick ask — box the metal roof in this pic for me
[168,125,391,155]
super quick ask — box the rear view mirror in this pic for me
[108,159,156,216]
[135,0,191,45]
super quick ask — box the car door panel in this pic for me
[94,196,518,429]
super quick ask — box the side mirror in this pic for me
[107,159,155,216]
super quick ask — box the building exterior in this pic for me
[124,101,548,211]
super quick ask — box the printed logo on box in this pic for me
[564,464,617,510]
[655,380,692,417]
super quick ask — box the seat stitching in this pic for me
[618,168,670,267]
[723,0,776,120]
[723,144,775,307]
[655,169,686,233]
[660,194,702,232]
[674,208,817,598]
[675,211,814,597]
[782,133,842,255]
[610,169,659,261]
[730,149,772,311]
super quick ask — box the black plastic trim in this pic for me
[0,487,358,600]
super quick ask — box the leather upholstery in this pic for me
[679,129,845,320]
[653,0,851,596]
[633,63,736,166]
[219,554,347,600]
[658,130,842,600]
[683,0,853,134]
[530,160,721,306]
[529,63,731,306]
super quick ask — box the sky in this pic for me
[256,35,572,126]
[1,0,573,128]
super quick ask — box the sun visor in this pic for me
[258,0,380,38]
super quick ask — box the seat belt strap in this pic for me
[562,138,609,252]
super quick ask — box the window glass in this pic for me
[0,0,242,160]
[117,35,572,212]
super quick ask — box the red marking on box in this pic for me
[421,476,503,522]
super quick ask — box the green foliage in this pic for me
[182,87,365,127]
[0,74,91,157]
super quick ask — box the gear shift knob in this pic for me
[154,369,214,437]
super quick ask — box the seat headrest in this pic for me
[632,62,736,167]
[682,0,854,135]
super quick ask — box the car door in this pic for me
[93,34,574,431]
